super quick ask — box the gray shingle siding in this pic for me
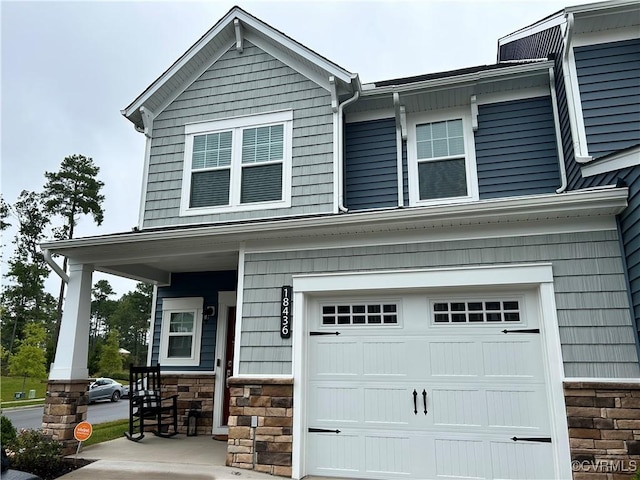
[143,41,334,228]
[241,230,638,377]
[574,38,640,159]
[475,96,561,199]
[344,118,398,210]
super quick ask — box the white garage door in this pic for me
[306,291,556,480]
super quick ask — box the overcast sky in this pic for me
[1,0,587,295]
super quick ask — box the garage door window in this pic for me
[433,300,520,323]
[322,303,398,325]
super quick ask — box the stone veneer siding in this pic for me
[226,377,293,477]
[161,373,215,435]
[565,382,640,479]
[42,380,89,455]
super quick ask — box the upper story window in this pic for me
[180,111,293,216]
[407,110,478,206]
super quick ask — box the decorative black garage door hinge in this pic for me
[511,436,552,443]
[501,328,540,334]
[309,428,341,434]
[310,331,341,336]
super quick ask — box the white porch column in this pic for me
[48,261,93,380]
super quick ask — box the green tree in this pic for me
[0,191,56,356]
[43,154,105,355]
[89,280,117,375]
[9,323,47,392]
[98,329,122,376]
[0,195,10,231]
[110,283,153,366]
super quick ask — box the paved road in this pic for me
[2,399,129,430]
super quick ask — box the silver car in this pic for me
[87,378,124,403]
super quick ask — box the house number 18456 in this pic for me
[281,286,292,339]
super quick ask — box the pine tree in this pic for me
[43,154,105,356]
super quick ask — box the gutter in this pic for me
[549,67,568,193]
[363,61,554,96]
[337,78,361,213]
[43,249,69,283]
[41,187,628,252]
[393,92,407,207]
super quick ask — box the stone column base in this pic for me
[226,377,293,478]
[565,381,640,479]
[42,380,89,455]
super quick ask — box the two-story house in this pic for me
[41,2,639,479]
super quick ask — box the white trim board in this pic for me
[291,264,571,479]
[232,244,245,378]
[213,291,237,435]
[582,146,640,177]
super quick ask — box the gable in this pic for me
[143,41,335,228]
[123,7,356,130]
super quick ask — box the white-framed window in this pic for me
[180,110,293,216]
[159,297,203,367]
[407,109,478,206]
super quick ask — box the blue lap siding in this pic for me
[475,96,561,199]
[574,38,640,159]
[344,118,399,210]
[151,271,237,371]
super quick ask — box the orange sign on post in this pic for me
[74,421,93,442]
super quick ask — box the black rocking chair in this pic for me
[124,364,179,442]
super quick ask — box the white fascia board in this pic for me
[40,187,628,254]
[582,146,640,177]
[566,0,640,15]
[123,10,238,119]
[364,61,554,97]
[236,11,353,85]
[244,31,331,91]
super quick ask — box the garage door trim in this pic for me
[291,263,571,479]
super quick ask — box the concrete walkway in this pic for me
[58,435,276,480]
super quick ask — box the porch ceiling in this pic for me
[40,187,629,286]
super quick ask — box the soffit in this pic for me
[350,63,553,115]
[573,7,640,34]
[41,188,628,285]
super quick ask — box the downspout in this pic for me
[337,82,360,213]
[549,67,568,193]
[43,249,69,284]
[393,92,407,207]
[561,12,592,164]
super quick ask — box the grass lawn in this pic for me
[82,419,129,447]
[1,376,47,404]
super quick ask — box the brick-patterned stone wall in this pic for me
[42,380,89,455]
[161,373,215,435]
[565,381,640,479]
[226,377,293,478]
